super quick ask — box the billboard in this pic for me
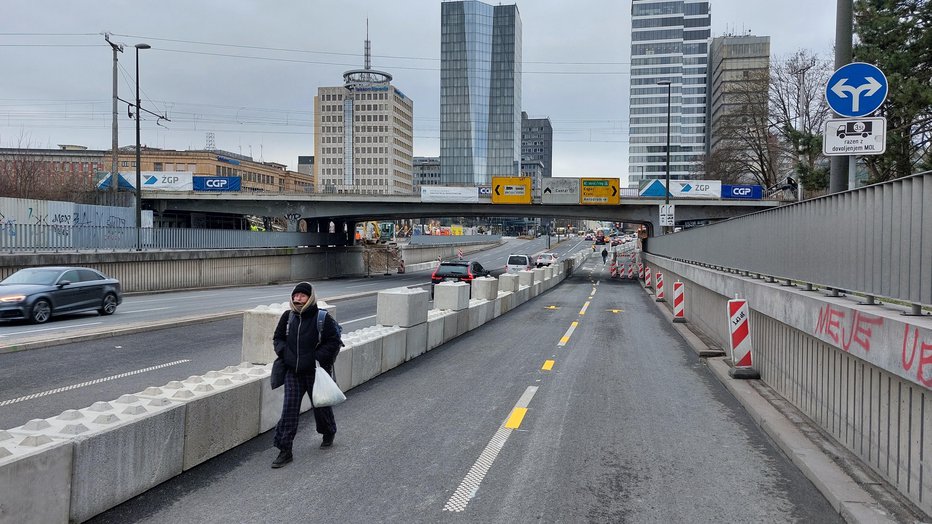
[639,179,721,199]
[721,184,764,200]
[193,176,242,191]
[120,172,194,191]
[420,186,479,203]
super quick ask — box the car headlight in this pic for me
[0,295,26,303]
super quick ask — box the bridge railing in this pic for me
[0,225,313,252]
[649,172,932,310]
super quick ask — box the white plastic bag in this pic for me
[312,364,346,407]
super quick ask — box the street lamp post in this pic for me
[657,80,672,232]
[134,43,150,251]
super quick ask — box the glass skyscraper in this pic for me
[628,0,711,186]
[440,0,522,186]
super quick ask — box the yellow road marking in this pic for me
[545,305,559,310]
[558,321,579,347]
[608,309,624,314]
[504,407,528,429]
[541,359,554,371]
[579,301,590,315]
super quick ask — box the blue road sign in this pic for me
[825,62,888,118]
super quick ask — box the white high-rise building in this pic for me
[628,0,711,186]
[313,35,414,195]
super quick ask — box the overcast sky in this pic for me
[1,1,838,182]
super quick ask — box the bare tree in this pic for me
[0,132,48,199]
[769,51,832,192]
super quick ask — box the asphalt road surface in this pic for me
[0,235,586,350]
[0,236,592,429]
[81,255,840,523]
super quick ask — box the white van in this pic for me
[505,254,533,273]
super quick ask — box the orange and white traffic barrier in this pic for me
[655,272,665,302]
[397,259,406,274]
[672,281,686,322]
[727,298,760,379]
[638,263,644,280]
[627,263,634,279]
[610,261,617,278]
[645,266,652,288]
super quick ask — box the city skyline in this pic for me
[0,1,839,185]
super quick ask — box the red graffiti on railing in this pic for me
[814,304,883,353]
[901,326,932,387]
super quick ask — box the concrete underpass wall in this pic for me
[0,248,366,293]
[644,253,932,516]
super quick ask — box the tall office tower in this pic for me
[440,0,522,186]
[313,32,414,195]
[521,111,553,179]
[628,0,711,186]
[707,35,770,162]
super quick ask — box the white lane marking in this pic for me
[0,359,192,407]
[345,283,376,289]
[120,307,172,314]
[558,322,578,347]
[0,321,102,338]
[340,315,376,325]
[443,386,539,513]
[242,294,289,301]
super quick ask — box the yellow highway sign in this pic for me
[580,178,620,205]
[491,176,532,204]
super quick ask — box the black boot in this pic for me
[320,433,335,448]
[271,449,293,468]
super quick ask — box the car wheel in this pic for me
[99,293,118,316]
[31,299,52,324]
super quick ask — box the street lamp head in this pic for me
[135,43,151,50]
[656,80,671,86]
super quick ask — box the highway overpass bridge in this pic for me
[144,191,782,236]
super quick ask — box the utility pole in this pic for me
[104,33,123,196]
[830,0,854,193]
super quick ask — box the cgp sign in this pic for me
[193,176,242,191]
[721,185,763,200]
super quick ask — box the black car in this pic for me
[430,259,490,291]
[0,267,123,324]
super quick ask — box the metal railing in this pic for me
[0,224,314,252]
[408,234,502,246]
[649,172,932,310]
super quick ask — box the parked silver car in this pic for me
[0,267,122,324]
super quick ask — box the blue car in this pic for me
[0,267,122,324]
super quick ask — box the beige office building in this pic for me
[313,84,414,195]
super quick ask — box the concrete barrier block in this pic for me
[71,396,186,523]
[136,375,261,471]
[471,277,499,301]
[492,296,502,318]
[442,310,465,343]
[434,282,470,311]
[219,363,308,434]
[348,329,383,387]
[376,287,428,327]
[498,273,519,293]
[334,347,353,392]
[468,299,491,330]
[0,431,72,524]
[241,302,288,365]
[544,266,553,280]
[517,270,534,288]
[532,268,546,284]
[456,308,469,336]
[427,310,450,350]
[515,286,530,305]
[498,291,514,314]
[405,322,428,361]
[378,326,407,372]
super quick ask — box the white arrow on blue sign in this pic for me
[825,62,888,118]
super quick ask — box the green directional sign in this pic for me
[580,178,620,205]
